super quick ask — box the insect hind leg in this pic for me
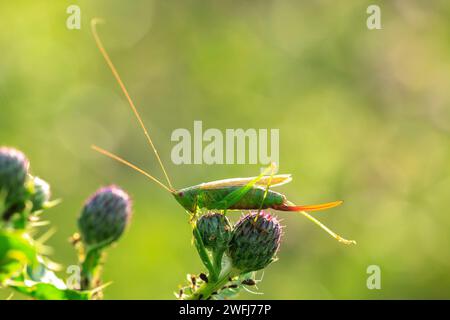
[254,162,277,223]
[212,162,277,212]
[298,209,356,245]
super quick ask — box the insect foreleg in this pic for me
[189,195,201,223]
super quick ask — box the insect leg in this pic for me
[213,163,276,211]
[189,195,200,223]
[298,210,356,245]
[255,162,277,221]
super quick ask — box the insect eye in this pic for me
[178,192,184,197]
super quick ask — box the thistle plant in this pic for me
[196,213,232,252]
[180,211,282,300]
[228,212,282,274]
[0,147,30,223]
[29,177,51,213]
[76,185,132,295]
[0,146,289,300]
[0,146,132,300]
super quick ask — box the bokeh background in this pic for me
[1,0,450,299]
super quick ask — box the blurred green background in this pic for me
[1,0,450,299]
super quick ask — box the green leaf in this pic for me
[11,282,90,300]
[0,230,39,283]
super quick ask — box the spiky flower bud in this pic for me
[196,212,232,252]
[0,147,29,201]
[78,186,132,250]
[30,176,51,212]
[227,211,282,273]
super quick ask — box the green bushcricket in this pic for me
[89,19,355,245]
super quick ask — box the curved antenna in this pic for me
[92,145,174,193]
[90,18,174,190]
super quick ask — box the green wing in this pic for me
[199,174,292,190]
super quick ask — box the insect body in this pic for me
[176,185,286,212]
[89,19,355,245]
[174,182,342,213]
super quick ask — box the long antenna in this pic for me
[92,145,173,193]
[90,18,174,190]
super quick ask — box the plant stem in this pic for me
[187,273,231,300]
[212,249,224,279]
[80,248,104,298]
[192,225,217,279]
[186,266,238,300]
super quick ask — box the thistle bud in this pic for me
[0,147,29,201]
[30,176,51,212]
[227,211,282,273]
[78,186,132,250]
[196,212,232,252]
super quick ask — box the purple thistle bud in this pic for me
[227,211,282,274]
[196,212,232,252]
[30,176,51,212]
[0,147,29,199]
[78,185,132,250]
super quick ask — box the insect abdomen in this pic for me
[234,188,284,209]
[202,187,284,210]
